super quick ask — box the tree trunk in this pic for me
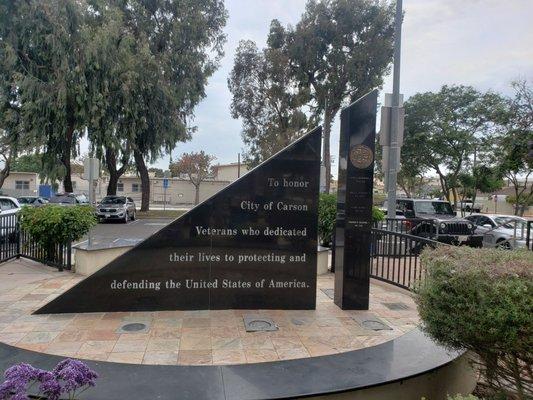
[323,110,333,193]
[134,149,150,211]
[194,185,200,205]
[105,148,128,196]
[61,125,74,193]
[0,158,10,189]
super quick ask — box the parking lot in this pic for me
[75,218,173,248]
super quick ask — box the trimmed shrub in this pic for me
[318,193,337,246]
[416,246,533,400]
[20,205,97,262]
[318,193,385,247]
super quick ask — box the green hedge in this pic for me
[318,193,385,247]
[416,246,533,400]
[20,205,97,252]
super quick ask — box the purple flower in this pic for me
[37,371,61,400]
[53,359,98,394]
[1,363,44,400]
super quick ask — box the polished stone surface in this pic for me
[0,259,419,365]
[335,90,378,309]
[36,128,322,313]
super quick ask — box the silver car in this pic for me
[464,214,531,249]
[96,196,136,223]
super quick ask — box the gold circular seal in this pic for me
[349,144,374,169]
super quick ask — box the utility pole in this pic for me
[385,0,403,219]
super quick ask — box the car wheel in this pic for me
[496,239,511,250]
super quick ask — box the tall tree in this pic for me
[84,2,134,196]
[495,79,533,215]
[402,85,505,208]
[170,151,215,205]
[107,0,227,211]
[228,21,314,167]
[288,0,395,192]
[0,0,89,192]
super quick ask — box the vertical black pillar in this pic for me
[334,90,378,310]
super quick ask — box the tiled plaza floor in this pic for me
[0,259,419,365]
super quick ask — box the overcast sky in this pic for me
[100,0,533,173]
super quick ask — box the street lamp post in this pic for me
[386,0,403,219]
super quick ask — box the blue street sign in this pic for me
[163,178,169,189]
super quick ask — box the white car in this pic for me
[0,196,22,241]
[464,214,530,249]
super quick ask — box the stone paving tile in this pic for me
[212,349,246,365]
[0,260,420,366]
[178,350,212,365]
[244,349,279,363]
[107,352,145,364]
[180,334,211,350]
[276,347,310,360]
[19,331,59,344]
[113,339,148,353]
[78,340,117,354]
[143,351,178,365]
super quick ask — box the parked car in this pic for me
[17,196,49,207]
[383,198,483,247]
[49,193,89,205]
[464,214,530,249]
[458,200,482,213]
[96,196,136,223]
[0,196,21,241]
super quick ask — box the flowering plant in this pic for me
[0,359,98,400]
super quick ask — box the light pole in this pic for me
[386,0,403,219]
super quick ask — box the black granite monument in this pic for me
[36,128,321,313]
[334,90,377,310]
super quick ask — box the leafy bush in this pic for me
[318,193,337,246]
[372,206,385,222]
[318,193,385,247]
[20,205,96,262]
[416,246,533,400]
[446,395,479,400]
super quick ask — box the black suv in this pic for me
[384,198,483,247]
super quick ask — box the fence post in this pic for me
[16,216,21,259]
[67,242,72,270]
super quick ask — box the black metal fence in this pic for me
[0,214,72,271]
[370,228,441,290]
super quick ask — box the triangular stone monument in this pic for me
[36,127,321,313]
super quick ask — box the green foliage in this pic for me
[416,246,533,399]
[318,193,384,246]
[11,154,42,173]
[372,206,385,222]
[318,193,337,246]
[403,85,506,207]
[446,395,479,400]
[20,205,97,248]
[228,30,314,166]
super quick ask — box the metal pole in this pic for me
[237,153,241,178]
[88,158,93,248]
[386,0,403,219]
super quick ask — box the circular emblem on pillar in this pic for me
[349,144,374,169]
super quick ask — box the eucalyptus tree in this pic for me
[288,0,396,192]
[97,0,228,211]
[228,21,315,166]
[0,0,88,192]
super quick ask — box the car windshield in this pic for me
[494,217,526,231]
[101,197,126,205]
[414,201,454,215]
[50,196,75,204]
[18,198,33,204]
